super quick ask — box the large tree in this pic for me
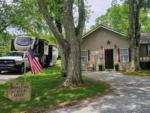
[37,0,85,86]
[128,0,150,71]
[3,0,87,79]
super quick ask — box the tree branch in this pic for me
[75,0,85,38]
[63,0,76,41]
[37,0,66,44]
[0,22,9,33]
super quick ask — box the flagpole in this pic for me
[24,55,27,83]
[24,46,29,83]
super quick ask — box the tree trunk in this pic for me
[59,45,69,77]
[129,0,141,71]
[37,0,85,86]
[134,3,141,70]
[55,20,68,77]
[63,39,83,86]
[62,0,83,86]
[130,43,140,71]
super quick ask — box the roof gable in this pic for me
[82,25,150,44]
[82,25,127,39]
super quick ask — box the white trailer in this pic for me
[0,36,58,74]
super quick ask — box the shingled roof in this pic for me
[82,25,126,39]
[82,25,150,44]
[140,33,150,44]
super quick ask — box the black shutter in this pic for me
[129,48,131,62]
[118,48,120,62]
[146,45,148,55]
[88,50,90,61]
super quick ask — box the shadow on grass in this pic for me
[0,61,110,113]
[120,70,150,77]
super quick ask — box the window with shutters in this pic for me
[120,48,129,63]
[148,45,150,55]
[81,50,88,64]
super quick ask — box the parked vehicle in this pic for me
[0,51,28,74]
[0,36,58,74]
[11,36,58,67]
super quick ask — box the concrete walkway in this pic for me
[49,71,150,113]
[0,72,23,84]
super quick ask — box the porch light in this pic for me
[107,40,111,45]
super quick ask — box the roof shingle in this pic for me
[140,33,150,44]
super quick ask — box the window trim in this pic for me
[120,48,129,63]
[81,50,88,64]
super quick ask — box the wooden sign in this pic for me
[4,80,31,102]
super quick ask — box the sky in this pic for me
[6,0,112,34]
[86,0,112,29]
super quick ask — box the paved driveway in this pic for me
[49,71,150,113]
[0,72,23,84]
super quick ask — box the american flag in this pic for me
[27,48,42,74]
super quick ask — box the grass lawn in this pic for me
[0,61,110,113]
[120,70,150,77]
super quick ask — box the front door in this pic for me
[105,49,114,69]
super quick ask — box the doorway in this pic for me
[105,49,114,69]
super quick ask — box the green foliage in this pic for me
[45,0,63,22]
[0,0,59,48]
[37,34,57,46]
[0,0,17,33]
[0,1,18,54]
[0,0,90,47]
[92,3,129,35]
[0,61,109,113]
[93,2,150,36]
[0,33,11,55]
[140,9,150,32]
[12,0,49,34]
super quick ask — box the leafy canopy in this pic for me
[92,2,150,36]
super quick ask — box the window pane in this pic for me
[81,50,88,57]
[16,37,33,46]
[81,57,88,64]
[120,48,129,62]
[124,50,127,54]
[81,50,88,64]
[120,49,128,55]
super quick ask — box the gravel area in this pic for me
[48,71,150,113]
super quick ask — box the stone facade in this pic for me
[81,25,130,71]
[81,25,150,71]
